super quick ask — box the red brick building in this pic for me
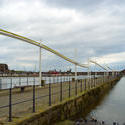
[0,64,9,73]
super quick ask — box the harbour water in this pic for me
[87,76,125,125]
[55,76,125,125]
[0,75,94,89]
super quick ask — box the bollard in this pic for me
[8,78,12,122]
[41,80,45,86]
[33,77,35,113]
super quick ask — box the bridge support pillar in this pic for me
[39,43,42,86]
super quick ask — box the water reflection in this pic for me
[55,77,124,125]
[88,77,125,125]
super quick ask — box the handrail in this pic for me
[89,60,108,71]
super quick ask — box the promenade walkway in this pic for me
[0,76,109,123]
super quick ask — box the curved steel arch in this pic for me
[89,60,108,71]
[0,28,88,68]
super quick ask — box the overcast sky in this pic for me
[0,0,125,72]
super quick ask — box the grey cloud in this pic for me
[44,0,103,11]
[44,0,125,12]
[0,0,125,71]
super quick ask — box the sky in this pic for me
[0,0,125,72]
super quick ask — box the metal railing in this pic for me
[0,75,119,122]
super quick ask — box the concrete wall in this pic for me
[10,77,121,125]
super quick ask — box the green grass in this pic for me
[54,120,74,125]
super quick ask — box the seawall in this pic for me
[5,77,121,125]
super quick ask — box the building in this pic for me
[48,70,59,75]
[0,64,9,73]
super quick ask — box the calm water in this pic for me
[88,76,125,124]
[55,76,125,125]
[0,75,96,89]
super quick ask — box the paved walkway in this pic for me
[0,77,104,122]
[0,80,85,122]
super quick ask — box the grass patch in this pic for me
[54,120,74,125]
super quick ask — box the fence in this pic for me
[0,74,118,122]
